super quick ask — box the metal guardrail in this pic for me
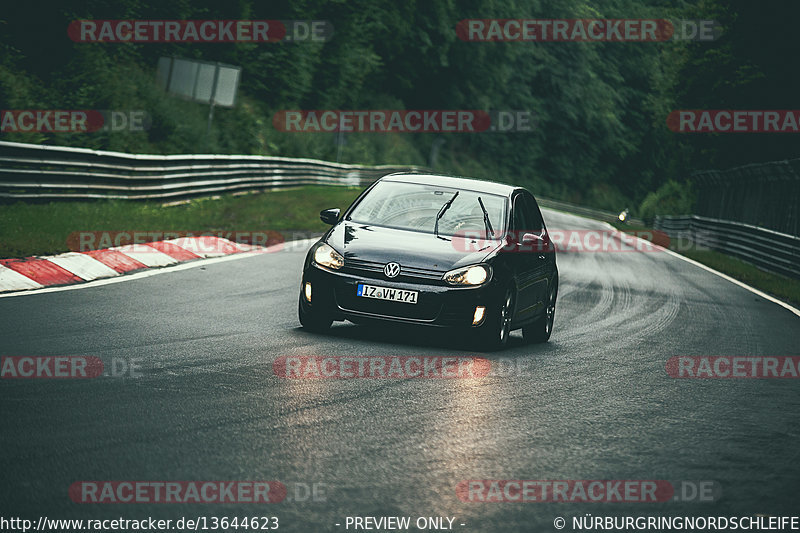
[0,141,427,200]
[0,141,641,225]
[654,214,800,279]
[691,159,800,236]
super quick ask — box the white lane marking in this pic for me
[46,252,120,281]
[0,239,317,299]
[113,244,179,267]
[0,264,43,291]
[604,223,800,318]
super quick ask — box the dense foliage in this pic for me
[1,0,797,214]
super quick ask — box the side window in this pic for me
[512,194,530,234]
[523,193,544,234]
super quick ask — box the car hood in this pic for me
[327,222,498,271]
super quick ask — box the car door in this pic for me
[510,192,539,320]
[522,191,551,311]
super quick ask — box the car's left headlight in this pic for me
[313,243,344,270]
[443,264,491,286]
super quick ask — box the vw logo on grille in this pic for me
[384,262,401,278]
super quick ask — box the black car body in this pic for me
[298,173,558,349]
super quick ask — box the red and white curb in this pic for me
[0,236,263,294]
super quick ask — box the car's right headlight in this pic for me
[313,243,344,270]
[443,264,491,286]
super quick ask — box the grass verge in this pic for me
[0,186,363,258]
[611,222,800,307]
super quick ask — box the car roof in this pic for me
[379,173,519,197]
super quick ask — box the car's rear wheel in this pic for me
[476,287,514,351]
[523,279,557,343]
[298,295,333,332]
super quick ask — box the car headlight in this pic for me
[313,243,344,270]
[443,264,490,286]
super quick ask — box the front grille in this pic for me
[343,258,446,283]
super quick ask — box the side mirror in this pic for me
[319,208,340,225]
[520,232,553,253]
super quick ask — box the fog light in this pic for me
[472,306,486,326]
[304,282,312,303]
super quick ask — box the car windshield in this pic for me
[347,180,507,238]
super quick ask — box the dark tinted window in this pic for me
[512,193,530,233]
[348,180,507,236]
[523,192,544,234]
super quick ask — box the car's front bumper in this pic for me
[300,264,502,328]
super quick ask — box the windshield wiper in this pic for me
[434,191,459,238]
[477,196,494,238]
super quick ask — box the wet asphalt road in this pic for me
[1,208,799,532]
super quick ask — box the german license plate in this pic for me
[356,283,418,304]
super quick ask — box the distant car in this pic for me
[298,173,558,350]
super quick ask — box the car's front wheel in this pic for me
[523,279,557,343]
[476,287,514,351]
[298,295,333,332]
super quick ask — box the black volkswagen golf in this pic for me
[298,173,558,350]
